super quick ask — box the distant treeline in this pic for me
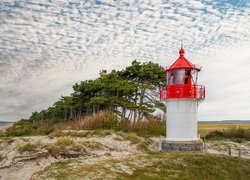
[29,60,166,127]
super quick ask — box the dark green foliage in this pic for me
[5,119,55,137]
[5,120,33,136]
[9,61,165,136]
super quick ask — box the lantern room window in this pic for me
[167,69,197,85]
[191,69,198,84]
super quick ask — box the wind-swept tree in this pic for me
[27,60,165,124]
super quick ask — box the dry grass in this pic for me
[199,123,250,129]
[55,111,116,131]
[49,129,113,138]
[53,110,165,137]
[198,124,250,137]
[204,127,250,141]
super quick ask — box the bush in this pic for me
[3,119,56,137]
[205,127,250,140]
[4,110,165,138]
[5,120,33,136]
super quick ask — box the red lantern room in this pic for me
[160,47,205,100]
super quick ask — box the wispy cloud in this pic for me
[0,0,250,121]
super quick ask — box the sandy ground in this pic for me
[205,140,250,159]
[0,132,249,180]
[0,133,141,180]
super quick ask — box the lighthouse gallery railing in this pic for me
[160,85,205,100]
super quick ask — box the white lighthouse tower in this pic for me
[160,46,205,151]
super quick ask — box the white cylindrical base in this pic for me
[166,99,199,141]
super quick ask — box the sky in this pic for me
[0,0,250,122]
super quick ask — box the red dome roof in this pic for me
[166,48,201,72]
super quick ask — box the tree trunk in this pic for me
[128,110,132,122]
[133,88,138,122]
[138,88,146,121]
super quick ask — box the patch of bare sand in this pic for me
[206,140,250,159]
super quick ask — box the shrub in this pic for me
[4,119,55,137]
[5,120,33,136]
[5,110,166,138]
[46,144,61,157]
[205,127,250,140]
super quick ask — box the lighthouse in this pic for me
[160,46,205,151]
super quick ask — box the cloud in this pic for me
[0,0,250,121]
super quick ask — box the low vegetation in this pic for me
[4,120,54,137]
[4,110,165,138]
[17,140,43,153]
[204,127,250,141]
[198,123,250,138]
[48,129,113,138]
[1,61,167,138]
[33,153,250,180]
[28,60,166,126]
[55,110,165,137]
[0,154,5,162]
[55,137,75,147]
[2,61,249,142]
[45,137,86,158]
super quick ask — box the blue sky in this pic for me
[0,0,250,122]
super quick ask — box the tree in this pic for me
[27,60,165,124]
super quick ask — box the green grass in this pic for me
[44,137,76,157]
[0,136,14,140]
[17,140,43,153]
[0,154,5,162]
[33,153,250,180]
[55,137,75,147]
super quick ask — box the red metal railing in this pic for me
[160,89,167,101]
[160,85,205,100]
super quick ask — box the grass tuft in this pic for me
[0,154,5,162]
[55,137,75,148]
[17,140,43,153]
